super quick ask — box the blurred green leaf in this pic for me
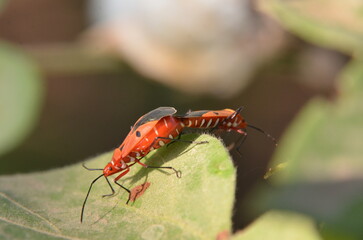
[232,211,322,240]
[0,42,43,157]
[0,0,7,12]
[258,0,363,55]
[253,59,363,240]
[0,134,236,239]
[272,59,363,183]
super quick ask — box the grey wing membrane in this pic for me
[131,107,177,132]
[176,110,210,118]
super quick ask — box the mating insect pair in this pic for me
[81,107,275,222]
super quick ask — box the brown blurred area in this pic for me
[0,0,347,230]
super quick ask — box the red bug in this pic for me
[81,107,275,222]
[178,107,276,148]
[81,107,204,222]
[179,108,247,132]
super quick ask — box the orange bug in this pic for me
[178,107,276,150]
[81,107,203,222]
[81,107,275,222]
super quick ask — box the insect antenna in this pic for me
[82,163,103,171]
[247,124,277,146]
[228,106,244,120]
[219,107,245,128]
[81,173,104,223]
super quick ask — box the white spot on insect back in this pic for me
[163,118,168,127]
[227,122,232,127]
[159,141,165,146]
[154,127,159,135]
[120,160,126,168]
[200,119,205,127]
[176,128,179,134]
[129,156,136,162]
[232,118,238,127]
[206,119,212,128]
[180,122,185,127]
[187,120,192,127]
[213,118,220,127]
[169,134,173,139]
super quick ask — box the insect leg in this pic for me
[235,130,248,156]
[101,175,116,198]
[136,160,182,178]
[112,168,132,204]
[156,136,208,145]
[166,131,183,147]
[102,168,130,197]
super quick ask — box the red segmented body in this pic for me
[104,108,247,178]
[104,107,181,177]
[179,108,247,132]
[81,107,183,222]
[105,115,183,177]
[81,106,273,222]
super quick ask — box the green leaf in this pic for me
[253,59,363,240]
[258,0,363,55]
[0,0,7,13]
[232,211,322,240]
[0,134,236,239]
[271,59,363,183]
[0,42,44,157]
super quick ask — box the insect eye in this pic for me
[136,131,141,137]
[108,166,112,171]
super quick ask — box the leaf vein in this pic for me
[0,216,84,240]
[0,192,61,233]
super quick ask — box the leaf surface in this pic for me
[233,211,322,240]
[253,59,363,240]
[0,134,235,240]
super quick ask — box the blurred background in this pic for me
[0,0,355,234]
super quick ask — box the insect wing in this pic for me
[131,107,177,132]
[179,109,234,118]
[120,120,158,158]
[119,107,177,158]
[179,110,209,118]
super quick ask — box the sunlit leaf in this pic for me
[0,134,236,239]
[233,211,322,240]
